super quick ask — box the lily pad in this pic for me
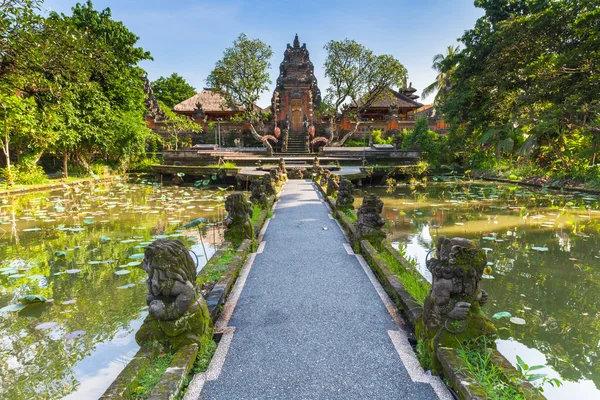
[62,299,76,305]
[184,218,207,229]
[531,246,549,252]
[99,236,111,242]
[128,253,144,260]
[117,283,135,289]
[0,303,28,313]
[65,330,85,339]
[23,227,42,232]
[19,295,47,304]
[35,322,58,330]
[492,311,512,319]
[66,269,81,274]
[55,251,67,257]
[83,218,96,224]
[510,317,526,325]
[114,269,131,275]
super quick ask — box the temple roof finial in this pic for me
[293,34,300,48]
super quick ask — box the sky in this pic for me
[40,0,484,108]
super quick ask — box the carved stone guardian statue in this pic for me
[320,169,331,187]
[336,178,355,210]
[263,174,276,196]
[135,240,213,351]
[326,174,339,197]
[250,179,267,208]
[224,193,254,244]
[417,236,497,371]
[355,194,386,243]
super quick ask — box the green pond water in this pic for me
[0,181,227,399]
[357,181,600,399]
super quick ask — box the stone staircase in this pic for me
[286,134,308,153]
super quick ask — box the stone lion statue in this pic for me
[136,239,213,350]
[224,193,254,244]
[417,236,497,371]
[336,178,355,210]
[355,194,386,242]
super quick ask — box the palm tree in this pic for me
[421,45,460,104]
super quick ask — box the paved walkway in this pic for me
[188,180,450,400]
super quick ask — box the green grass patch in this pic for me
[129,352,174,399]
[197,247,235,287]
[205,161,237,169]
[251,204,263,226]
[342,208,357,222]
[379,249,429,305]
[456,344,526,400]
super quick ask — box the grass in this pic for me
[379,249,429,305]
[197,247,235,287]
[342,208,357,222]
[205,161,237,169]
[175,340,217,400]
[456,343,527,400]
[251,204,263,226]
[129,352,174,399]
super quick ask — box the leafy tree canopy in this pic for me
[151,73,197,109]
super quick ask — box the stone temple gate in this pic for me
[272,34,321,135]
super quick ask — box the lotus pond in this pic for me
[357,181,600,399]
[0,180,227,399]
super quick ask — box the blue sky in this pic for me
[40,0,483,107]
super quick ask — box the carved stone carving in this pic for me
[263,174,276,196]
[320,169,331,187]
[355,194,385,242]
[326,174,339,197]
[336,178,355,210]
[288,168,305,179]
[250,179,267,208]
[224,193,254,244]
[135,239,213,350]
[418,236,497,369]
[278,158,286,176]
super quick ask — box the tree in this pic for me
[206,34,274,153]
[151,73,197,109]
[158,101,201,150]
[323,39,407,146]
[421,45,460,104]
[441,0,600,176]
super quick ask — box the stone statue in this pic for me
[355,194,385,242]
[135,239,213,351]
[224,193,254,244]
[336,178,355,210]
[326,174,339,197]
[312,157,321,180]
[263,174,276,196]
[250,179,267,208]
[278,158,286,176]
[320,169,331,187]
[417,236,497,370]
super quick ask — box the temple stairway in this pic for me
[286,133,308,153]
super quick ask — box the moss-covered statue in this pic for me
[336,178,355,210]
[136,239,213,351]
[262,174,276,196]
[355,194,385,243]
[250,179,267,208]
[320,169,331,187]
[312,156,321,179]
[417,236,497,372]
[224,192,254,244]
[278,158,287,176]
[326,174,339,197]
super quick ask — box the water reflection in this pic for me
[357,182,600,399]
[0,181,226,399]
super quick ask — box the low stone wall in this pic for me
[101,190,279,400]
[317,178,546,400]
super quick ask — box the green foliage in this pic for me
[323,39,407,144]
[516,356,562,391]
[372,129,393,145]
[456,344,526,400]
[401,119,446,167]
[151,73,196,109]
[158,100,201,150]
[0,0,154,182]
[440,0,600,182]
[379,247,429,305]
[130,352,174,399]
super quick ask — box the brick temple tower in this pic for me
[272,34,321,135]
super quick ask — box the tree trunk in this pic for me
[335,120,361,147]
[77,153,93,175]
[2,107,13,186]
[63,152,69,179]
[249,123,273,155]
